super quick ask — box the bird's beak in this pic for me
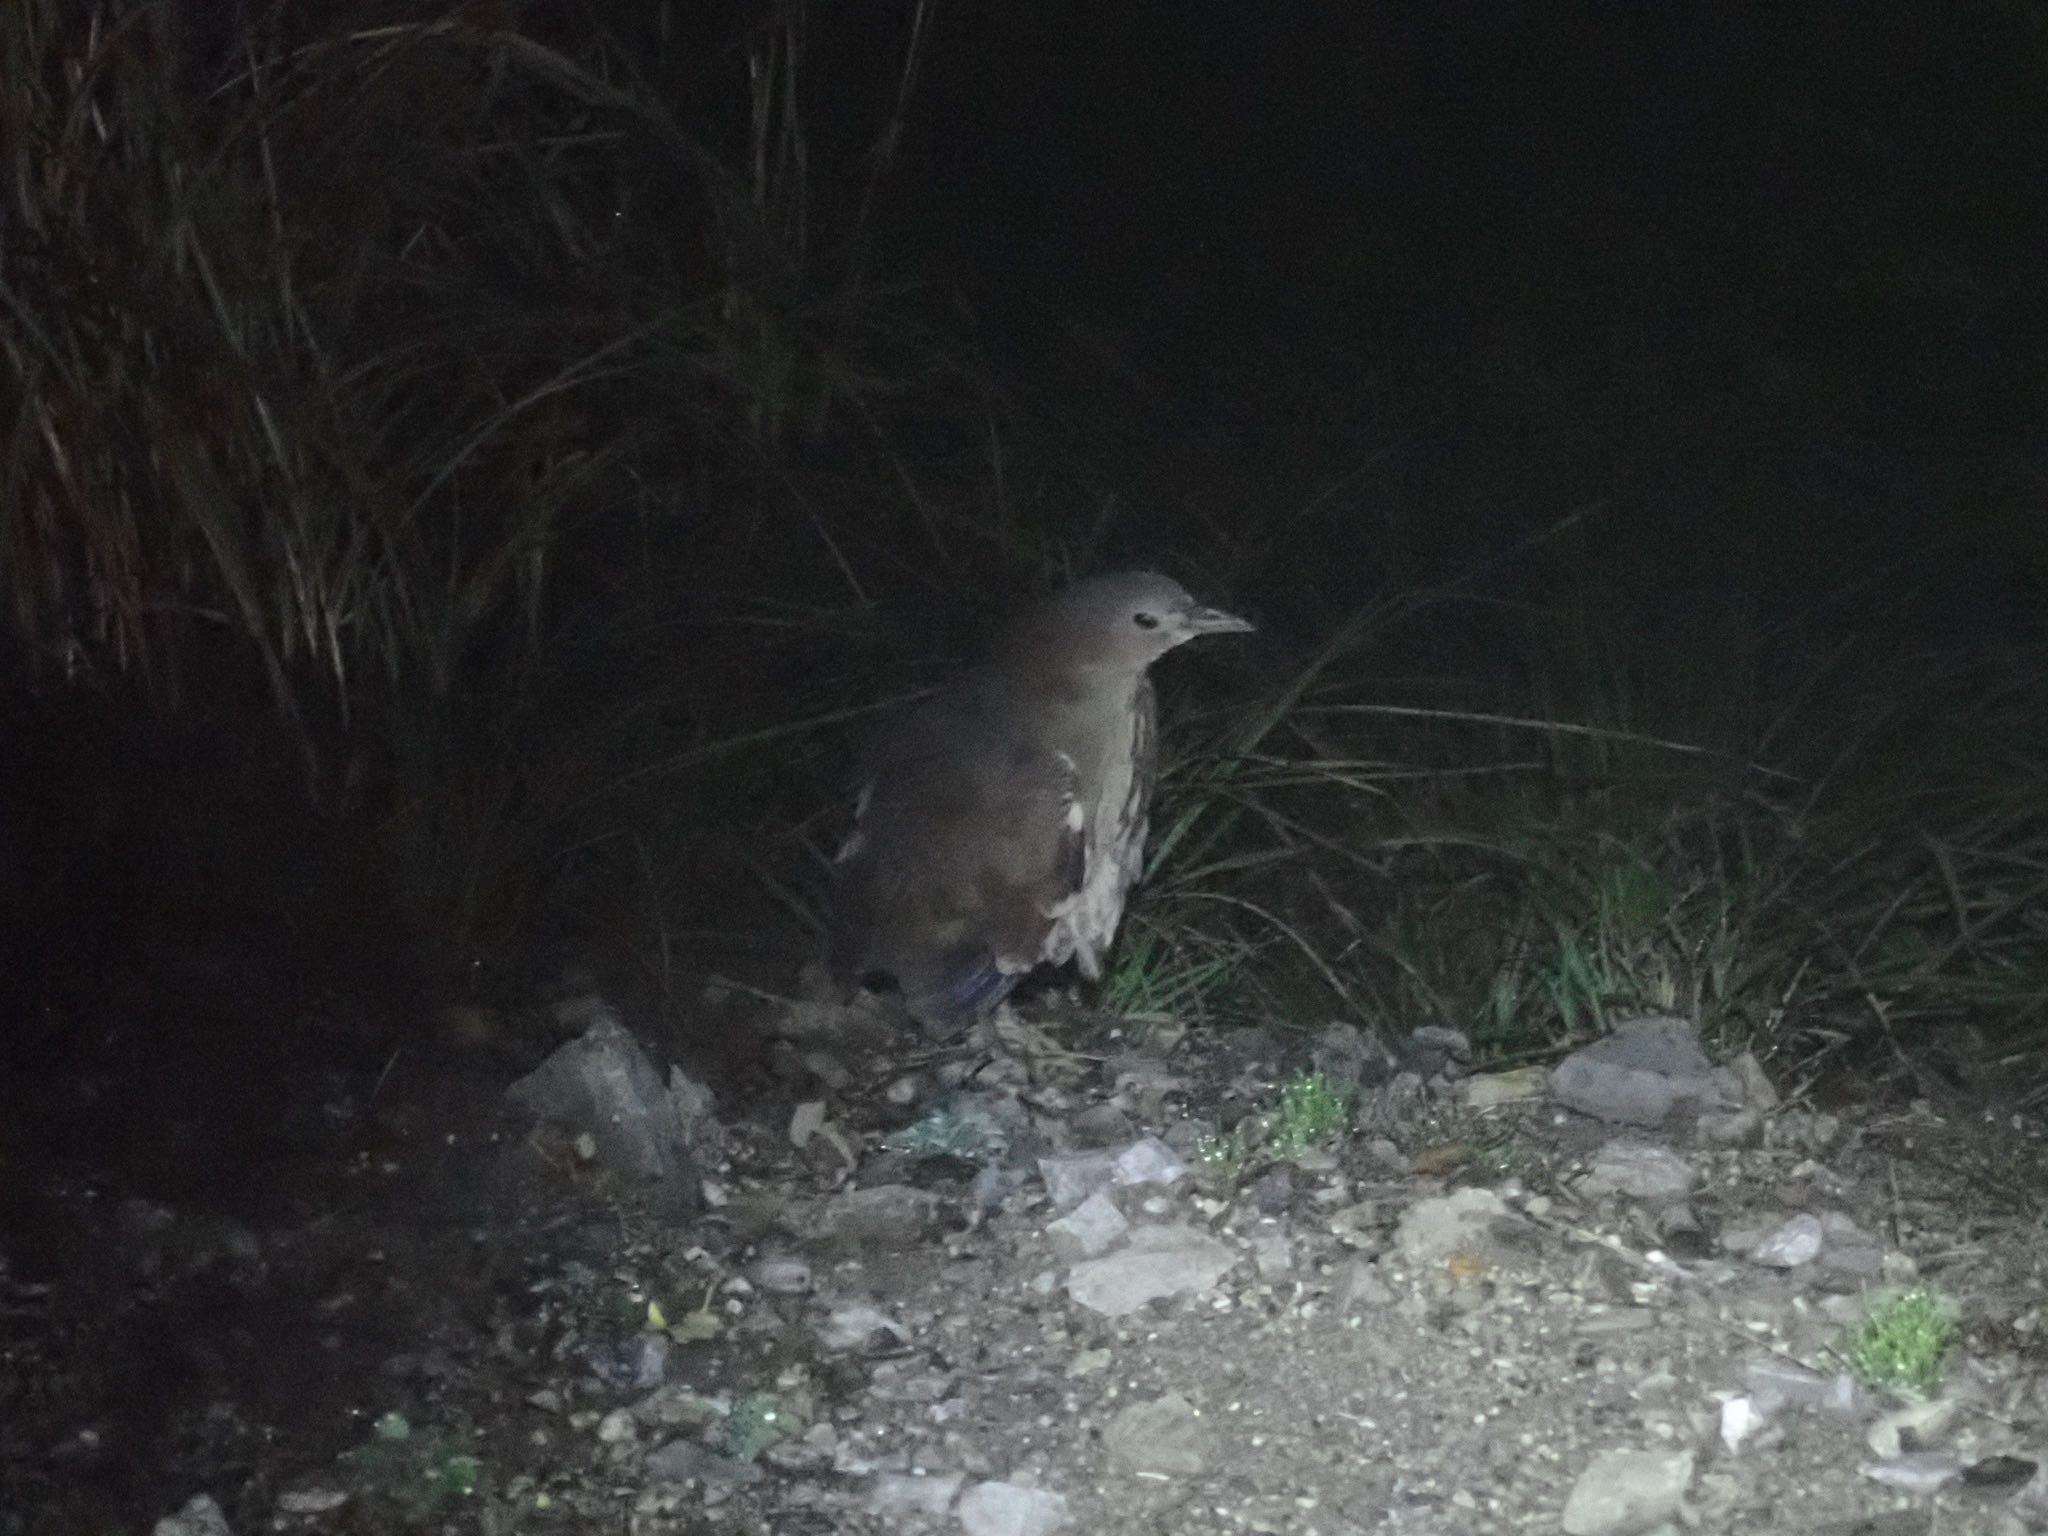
[1181,603,1254,635]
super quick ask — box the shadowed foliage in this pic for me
[1,0,2044,1106]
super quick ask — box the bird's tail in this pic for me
[900,948,1019,1039]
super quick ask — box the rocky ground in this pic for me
[5,979,2048,1536]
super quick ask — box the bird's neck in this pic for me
[1013,662,1144,708]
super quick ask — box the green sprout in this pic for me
[1264,1071,1349,1159]
[723,1388,805,1461]
[1849,1287,1955,1398]
[1196,1129,1248,1179]
[1196,1072,1353,1183]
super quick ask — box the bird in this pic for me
[827,570,1253,1037]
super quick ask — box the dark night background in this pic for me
[1,0,2045,1524]
[918,0,2045,623]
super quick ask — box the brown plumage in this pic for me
[828,571,1252,1035]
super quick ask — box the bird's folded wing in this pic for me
[829,677,1086,1026]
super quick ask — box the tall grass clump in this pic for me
[0,0,1047,965]
[1126,546,2048,1098]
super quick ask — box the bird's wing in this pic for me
[1041,676,1156,978]
[1126,675,1158,878]
[829,671,1086,1030]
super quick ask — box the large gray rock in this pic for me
[1549,1015,1731,1127]
[504,1007,707,1214]
[1065,1225,1238,1317]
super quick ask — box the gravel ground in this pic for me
[6,999,2047,1536]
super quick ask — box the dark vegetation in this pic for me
[3,0,2045,1155]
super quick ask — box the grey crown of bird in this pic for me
[829,570,1253,1036]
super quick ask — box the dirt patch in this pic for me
[5,993,2047,1535]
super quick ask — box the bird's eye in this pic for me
[1132,611,1160,630]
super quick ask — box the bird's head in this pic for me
[1001,570,1254,674]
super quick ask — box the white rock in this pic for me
[1559,1447,1695,1536]
[153,1495,231,1536]
[1065,1225,1238,1317]
[1749,1213,1824,1268]
[957,1480,1071,1536]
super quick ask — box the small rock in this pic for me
[1040,1148,1122,1211]
[1458,1066,1549,1109]
[1549,1015,1726,1127]
[1107,1054,1186,1102]
[1313,1021,1389,1093]
[1335,1259,1396,1311]
[1579,1140,1696,1201]
[1654,1203,1713,1259]
[748,1252,812,1294]
[645,1438,763,1486]
[1069,1102,1136,1148]
[1067,1347,1113,1378]
[1959,1454,2037,1492]
[1103,1392,1210,1475]
[1066,1225,1238,1317]
[1111,1135,1188,1189]
[1819,1244,1885,1279]
[1733,1050,1781,1110]
[867,1471,964,1519]
[815,1185,940,1253]
[818,1301,910,1353]
[275,1485,349,1516]
[1867,1396,1963,1459]
[1248,1230,1293,1279]
[865,1358,956,1403]
[1814,1513,1932,1536]
[1820,1211,1873,1243]
[1697,1107,1764,1146]
[1406,1025,1473,1077]
[1046,1190,1129,1261]
[1393,1187,1513,1266]
[1040,1135,1187,1212]
[1718,1222,1767,1255]
[1719,1394,1765,1453]
[1248,1166,1295,1215]
[1862,1452,1963,1493]
[957,1480,1071,1536]
[1770,1108,1841,1150]
[635,1383,726,1430]
[47,1424,107,1469]
[1559,1447,1694,1536]
[972,1160,1023,1216]
[504,1009,706,1213]
[1750,1213,1824,1268]
[1745,1357,1861,1414]
[152,1495,231,1536]
[582,1332,670,1390]
[1360,1136,1411,1174]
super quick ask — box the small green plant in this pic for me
[1196,1071,1350,1179]
[724,1388,807,1461]
[1849,1287,1955,1397]
[1195,1129,1248,1179]
[1263,1071,1350,1160]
